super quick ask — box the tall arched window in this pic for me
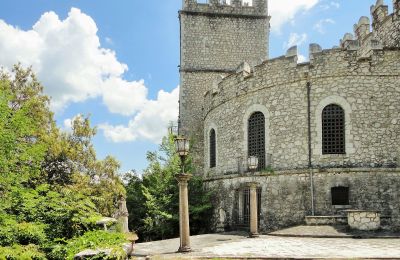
[209,129,216,168]
[248,112,265,170]
[322,104,345,154]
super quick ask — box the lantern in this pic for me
[174,136,190,157]
[248,156,259,171]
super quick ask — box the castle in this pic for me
[179,0,400,232]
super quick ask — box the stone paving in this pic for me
[269,225,400,238]
[133,232,400,259]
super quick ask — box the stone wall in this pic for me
[370,0,400,48]
[347,210,381,231]
[203,47,400,175]
[205,168,400,232]
[179,0,269,174]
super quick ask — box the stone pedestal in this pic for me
[176,173,192,252]
[248,182,259,238]
[346,210,381,231]
[216,208,226,233]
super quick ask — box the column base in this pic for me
[178,246,192,253]
[216,224,225,233]
[249,232,259,238]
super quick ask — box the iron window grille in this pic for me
[331,186,349,205]
[210,129,216,168]
[322,104,346,155]
[248,112,265,170]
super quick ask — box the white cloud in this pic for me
[0,8,179,144]
[269,0,319,32]
[100,87,179,143]
[284,33,308,49]
[313,18,335,34]
[320,1,340,10]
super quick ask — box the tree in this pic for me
[0,65,128,258]
[125,133,214,241]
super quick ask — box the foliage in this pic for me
[49,231,127,260]
[125,133,214,241]
[0,65,127,258]
[0,244,46,260]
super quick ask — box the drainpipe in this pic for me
[307,81,315,216]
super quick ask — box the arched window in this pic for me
[209,129,216,168]
[322,104,345,154]
[248,112,265,170]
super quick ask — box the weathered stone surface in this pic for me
[205,169,400,233]
[179,0,400,232]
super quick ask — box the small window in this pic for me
[331,187,349,205]
[209,129,216,168]
[322,104,345,154]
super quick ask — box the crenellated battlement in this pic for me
[182,0,268,16]
[340,0,399,53]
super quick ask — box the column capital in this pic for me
[176,173,192,183]
[245,182,259,189]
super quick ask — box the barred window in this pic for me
[210,129,216,168]
[248,112,265,170]
[331,187,349,205]
[322,104,345,154]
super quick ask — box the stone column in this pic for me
[248,182,259,238]
[176,173,192,252]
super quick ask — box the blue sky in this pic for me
[0,0,390,173]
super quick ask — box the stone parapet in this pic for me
[182,0,268,16]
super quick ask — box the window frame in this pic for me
[209,128,216,168]
[322,104,346,155]
[248,111,266,171]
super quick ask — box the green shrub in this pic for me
[16,222,47,246]
[0,244,46,260]
[0,214,17,246]
[50,230,127,260]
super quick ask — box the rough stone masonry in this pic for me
[179,0,400,232]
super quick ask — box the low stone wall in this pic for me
[347,210,381,231]
[205,168,400,233]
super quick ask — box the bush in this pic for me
[0,214,18,246]
[16,222,47,246]
[50,230,127,260]
[0,244,46,260]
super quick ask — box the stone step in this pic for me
[305,215,347,226]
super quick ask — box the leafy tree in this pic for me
[0,65,128,258]
[125,133,214,241]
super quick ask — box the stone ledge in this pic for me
[203,167,400,182]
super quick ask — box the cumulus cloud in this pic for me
[269,0,319,32]
[100,87,179,143]
[284,33,308,49]
[313,18,335,34]
[0,8,179,144]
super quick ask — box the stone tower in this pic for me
[179,0,270,173]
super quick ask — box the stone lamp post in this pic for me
[174,135,192,253]
[247,156,259,238]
